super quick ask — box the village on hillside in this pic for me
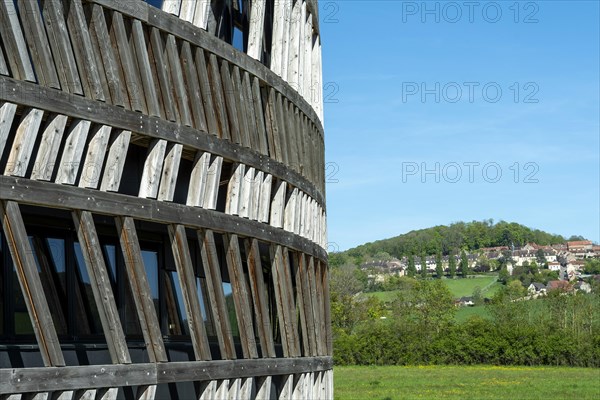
[361,240,600,296]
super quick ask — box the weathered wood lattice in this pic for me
[0,0,330,398]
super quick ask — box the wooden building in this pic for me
[0,0,330,398]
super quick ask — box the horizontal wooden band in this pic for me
[0,356,333,394]
[0,176,327,261]
[0,77,325,209]
[86,0,324,134]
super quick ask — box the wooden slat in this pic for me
[0,38,8,75]
[65,0,105,100]
[194,47,218,135]
[108,11,146,112]
[55,120,92,185]
[203,155,223,210]
[287,0,303,90]
[178,0,197,22]
[100,130,131,192]
[307,256,323,356]
[149,27,177,122]
[165,34,193,126]
[0,102,17,159]
[17,0,60,88]
[258,173,272,224]
[241,71,259,148]
[303,16,313,103]
[157,143,182,202]
[4,108,44,177]
[244,238,276,358]
[238,167,255,219]
[297,253,316,356]
[247,0,266,60]
[180,41,208,131]
[270,0,290,76]
[30,114,69,181]
[225,163,244,215]
[0,357,334,394]
[315,260,327,357]
[138,139,167,199]
[115,216,168,363]
[79,125,112,189]
[275,92,290,166]
[283,188,298,232]
[208,53,230,140]
[322,262,333,355]
[311,36,322,119]
[131,19,161,117]
[186,151,210,207]
[192,0,210,30]
[282,248,301,357]
[270,245,299,357]
[72,210,131,364]
[161,0,181,15]
[269,179,286,228]
[0,0,35,81]
[250,170,263,221]
[0,201,65,367]
[278,375,293,400]
[280,0,292,81]
[42,0,82,94]
[232,66,251,148]
[168,224,212,360]
[87,2,127,107]
[224,234,258,358]
[255,376,272,400]
[220,60,241,144]
[251,77,269,155]
[264,88,281,161]
[197,229,236,359]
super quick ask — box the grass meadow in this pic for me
[334,365,600,399]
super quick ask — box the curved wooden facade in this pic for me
[0,0,331,398]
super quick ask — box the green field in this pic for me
[368,276,501,303]
[334,365,600,399]
[454,305,490,322]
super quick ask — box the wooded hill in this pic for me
[337,220,572,265]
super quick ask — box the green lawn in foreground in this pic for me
[334,365,600,400]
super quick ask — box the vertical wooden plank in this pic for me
[4,108,44,177]
[264,88,281,161]
[0,102,18,160]
[108,11,146,113]
[303,16,313,103]
[72,210,131,364]
[317,41,324,122]
[131,19,161,117]
[30,114,69,181]
[241,72,259,149]
[65,0,105,101]
[0,39,8,75]
[283,188,298,232]
[247,0,266,60]
[224,234,258,358]
[168,224,212,360]
[100,130,132,192]
[197,229,236,359]
[315,260,328,357]
[225,163,244,215]
[282,248,301,357]
[0,201,65,367]
[251,77,269,155]
[280,0,292,81]
[322,261,333,355]
[291,374,305,400]
[231,66,251,148]
[250,170,263,221]
[139,139,167,199]
[294,254,310,357]
[255,376,272,400]
[208,53,230,140]
[192,0,211,30]
[269,180,287,228]
[311,36,322,119]
[258,173,273,224]
[157,143,183,202]
[275,93,290,166]
[43,0,83,94]
[244,239,276,358]
[149,27,178,122]
[294,190,303,235]
[162,0,182,15]
[79,125,112,189]
[165,34,193,127]
[307,256,323,356]
[115,217,168,362]
[287,0,303,91]
[0,0,35,81]
[203,155,223,210]
[186,151,210,207]
[297,253,316,356]
[238,167,255,219]
[87,2,127,107]
[178,0,197,22]
[180,42,208,132]
[270,0,291,76]
[194,48,219,135]
[17,0,60,88]
[55,120,92,185]
[220,60,241,144]
[278,373,293,400]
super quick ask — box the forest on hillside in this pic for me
[335,220,572,266]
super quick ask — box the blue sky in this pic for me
[319,1,600,251]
